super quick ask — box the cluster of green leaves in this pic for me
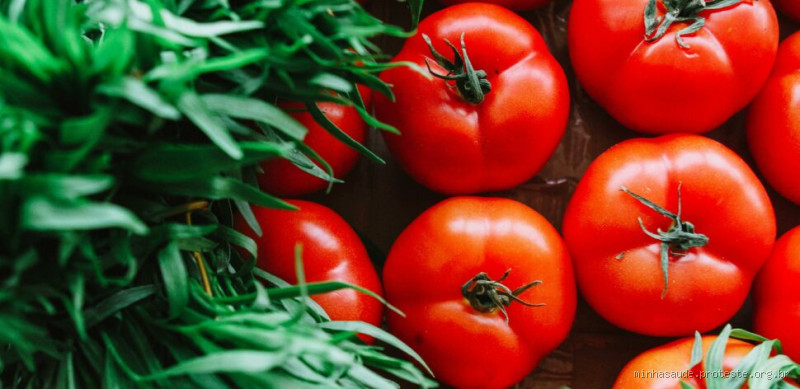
[0,0,432,387]
[681,325,800,389]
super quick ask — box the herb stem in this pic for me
[186,210,213,297]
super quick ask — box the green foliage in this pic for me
[682,325,800,388]
[0,0,432,387]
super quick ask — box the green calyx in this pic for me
[620,184,709,299]
[422,33,491,104]
[461,269,544,325]
[643,0,745,49]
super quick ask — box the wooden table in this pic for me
[308,1,800,387]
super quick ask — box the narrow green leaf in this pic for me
[0,153,27,179]
[234,199,262,237]
[201,94,307,141]
[68,274,88,340]
[731,329,775,349]
[176,236,218,252]
[213,225,257,260]
[727,341,776,389]
[194,49,269,74]
[308,73,353,93]
[749,355,797,389]
[147,5,265,37]
[258,124,339,185]
[60,109,112,146]
[266,280,402,317]
[407,0,423,27]
[99,77,181,120]
[143,351,290,379]
[321,321,433,377]
[55,352,77,389]
[306,102,384,163]
[93,28,135,77]
[158,242,189,319]
[84,285,157,328]
[706,324,733,389]
[178,91,242,159]
[362,352,437,388]
[21,197,148,235]
[344,363,398,389]
[21,174,113,199]
[151,176,296,210]
[688,331,703,369]
[131,142,289,182]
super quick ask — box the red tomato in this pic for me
[562,135,775,336]
[774,0,800,21]
[614,336,758,388]
[754,226,800,362]
[374,3,569,194]
[569,0,779,134]
[235,200,383,332]
[747,32,800,205]
[383,197,576,389]
[441,0,552,12]
[258,88,371,197]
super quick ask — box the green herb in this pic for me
[0,0,433,387]
[681,325,800,388]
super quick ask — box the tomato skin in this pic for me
[774,0,800,21]
[754,226,800,362]
[747,32,800,205]
[374,3,569,194]
[613,336,755,388]
[440,0,552,11]
[383,197,576,389]
[568,0,778,134]
[235,200,383,330]
[258,88,371,197]
[562,135,775,336]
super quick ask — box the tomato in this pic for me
[258,88,371,197]
[754,226,800,362]
[383,197,576,389]
[235,200,383,332]
[374,3,569,195]
[440,0,552,12]
[614,336,759,388]
[569,0,779,134]
[562,135,775,336]
[747,32,800,205]
[774,0,800,21]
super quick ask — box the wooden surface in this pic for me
[307,1,800,387]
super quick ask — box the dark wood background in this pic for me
[307,1,800,387]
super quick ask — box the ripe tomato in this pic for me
[569,0,779,134]
[774,0,800,21]
[383,197,576,389]
[374,3,569,194]
[562,135,775,336]
[440,0,552,12]
[747,32,800,205]
[754,226,800,362]
[258,88,371,197]
[235,200,383,332]
[614,336,760,388]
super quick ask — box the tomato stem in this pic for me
[643,0,744,49]
[461,269,544,325]
[422,33,491,104]
[620,183,709,299]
